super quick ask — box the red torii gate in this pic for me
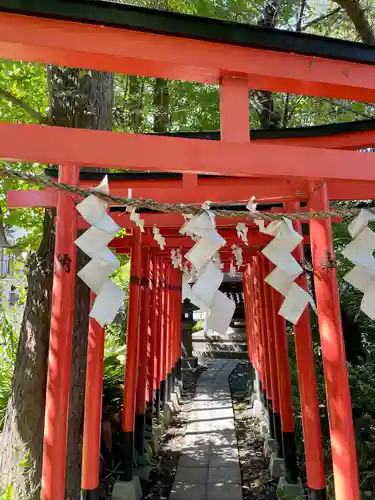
[2,1,375,499]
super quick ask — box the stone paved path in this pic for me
[170,359,243,500]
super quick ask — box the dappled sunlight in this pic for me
[170,359,243,499]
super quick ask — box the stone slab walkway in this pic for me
[170,360,243,500]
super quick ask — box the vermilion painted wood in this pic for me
[160,262,167,383]
[252,260,262,377]
[122,229,142,433]
[148,255,158,399]
[109,233,274,250]
[242,267,251,361]
[155,258,163,390]
[309,182,359,500]
[81,294,105,491]
[165,267,172,377]
[269,276,295,433]
[135,247,151,415]
[258,257,273,398]
[220,76,249,142]
[2,123,375,180]
[9,178,375,207]
[254,258,268,389]
[172,270,178,373]
[2,13,375,102]
[286,201,325,492]
[175,269,182,368]
[164,263,170,382]
[41,165,79,500]
[250,262,259,372]
[259,129,375,150]
[261,256,280,414]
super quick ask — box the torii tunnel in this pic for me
[2,1,375,499]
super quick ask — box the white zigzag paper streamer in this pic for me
[171,248,183,269]
[127,207,145,233]
[342,209,375,320]
[236,222,248,245]
[258,218,314,324]
[232,245,243,267]
[75,176,125,327]
[229,261,237,278]
[179,206,235,334]
[153,225,166,250]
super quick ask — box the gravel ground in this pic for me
[229,363,278,500]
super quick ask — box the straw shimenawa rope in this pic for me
[0,163,372,221]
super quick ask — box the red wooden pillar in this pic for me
[134,246,151,458]
[159,260,168,408]
[257,256,275,438]
[166,264,172,392]
[254,257,269,403]
[243,266,252,363]
[81,293,105,499]
[147,254,156,415]
[220,75,249,142]
[175,268,183,385]
[249,260,261,379]
[286,201,326,499]
[260,255,282,448]
[166,266,173,400]
[309,181,359,500]
[121,228,142,481]
[42,164,79,500]
[170,268,178,391]
[269,264,299,483]
[154,256,163,416]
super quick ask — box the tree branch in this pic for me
[301,7,341,31]
[334,0,375,45]
[0,87,51,125]
[319,97,373,119]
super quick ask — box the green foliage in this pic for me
[192,319,204,332]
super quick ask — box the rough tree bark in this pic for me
[0,67,113,500]
[334,0,375,45]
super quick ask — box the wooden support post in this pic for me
[254,257,268,406]
[261,255,283,455]
[269,278,299,483]
[175,269,183,385]
[146,255,156,428]
[257,256,275,439]
[166,267,173,402]
[286,201,326,499]
[249,260,261,394]
[309,182,359,500]
[159,260,167,409]
[81,294,105,500]
[155,257,163,417]
[121,228,142,482]
[134,246,151,459]
[220,76,249,142]
[171,268,177,393]
[41,164,79,500]
[243,266,252,363]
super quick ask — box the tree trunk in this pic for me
[255,0,282,129]
[334,0,375,45]
[153,78,170,133]
[0,67,114,500]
